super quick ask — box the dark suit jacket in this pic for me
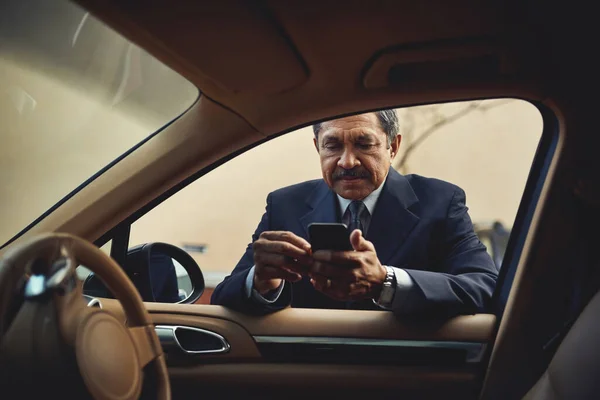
[211,168,498,317]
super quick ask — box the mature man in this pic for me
[211,110,497,317]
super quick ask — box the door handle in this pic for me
[155,325,230,354]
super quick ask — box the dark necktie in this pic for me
[347,200,367,234]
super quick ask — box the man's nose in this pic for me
[338,148,360,169]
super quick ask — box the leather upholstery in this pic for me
[524,290,600,399]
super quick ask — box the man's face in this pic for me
[314,113,401,200]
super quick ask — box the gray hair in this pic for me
[312,109,399,147]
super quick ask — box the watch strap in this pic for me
[377,266,396,307]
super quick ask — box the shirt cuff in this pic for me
[245,265,285,304]
[374,266,414,310]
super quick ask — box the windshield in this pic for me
[0,0,199,246]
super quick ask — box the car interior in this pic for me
[1,0,599,399]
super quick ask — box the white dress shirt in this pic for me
[245,177,416,310]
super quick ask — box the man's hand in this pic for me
[252,231,312,296]
[309,230,386,301]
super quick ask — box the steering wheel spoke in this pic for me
[129,325,162,368]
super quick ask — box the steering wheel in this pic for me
[0,233,170,400]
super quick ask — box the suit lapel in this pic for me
[300,181,340,238]
[367,169,420,265]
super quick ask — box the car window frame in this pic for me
[95,99,558,318]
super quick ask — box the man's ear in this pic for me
[313,137,319,153]
[390,135,401,159]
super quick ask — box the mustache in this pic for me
[332,168,370,180]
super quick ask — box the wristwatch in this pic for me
[376,266,396,307]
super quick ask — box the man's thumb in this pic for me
[350,229,370,251]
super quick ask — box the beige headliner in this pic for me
[76,0,548,134]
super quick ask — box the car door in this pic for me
[99,299,495,399]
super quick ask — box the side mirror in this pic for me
[83,242,204,303]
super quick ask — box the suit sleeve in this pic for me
[396,188,498,317]
[210,193,292,314]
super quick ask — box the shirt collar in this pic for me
[336,175,387,216]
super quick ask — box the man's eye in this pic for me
[357,143,374,149]
[323,143,340,150]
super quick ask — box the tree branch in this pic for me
[394,99,512,172]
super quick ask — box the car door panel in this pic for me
[169,364,478,399]
[101,299,494,398]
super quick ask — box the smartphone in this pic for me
[308,222,353,252]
